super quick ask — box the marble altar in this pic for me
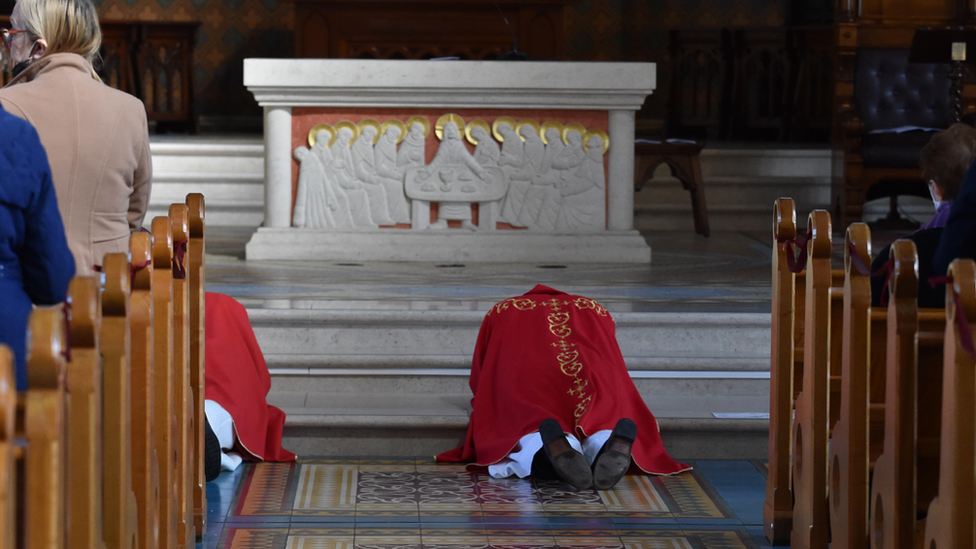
[244,59,655,263]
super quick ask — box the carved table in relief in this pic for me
[244,59,655,263]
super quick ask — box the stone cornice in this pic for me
[244,59,656,110]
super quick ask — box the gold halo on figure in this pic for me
[516,120,542,140]
[333,120,360,144]
[540,121,565,144]
[492,116,518,142]
[465,119,491,145]
[307,123,336,147]
[561,123,587,144]
[405,116,431,138]
[357,118,383,144]
[435,113,466,140]
[583,129,611,154]
[380,119,408,144]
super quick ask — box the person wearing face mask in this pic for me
[0,0,151,276]
[870,122,976,308]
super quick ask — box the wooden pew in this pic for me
[765,197,798,544]
[131,231,161,549]
[827,222,873,549]
[0,345,14,549]
[869,240,944,549]
[101,253,139,549]
[923,259,976,549]
[765,199,845,546]
[169,204,196,549]
[151,215,179,549]
[20,307,68,549]
[66,276,106,549]
[186,193,207,537]
[790,209,832,549]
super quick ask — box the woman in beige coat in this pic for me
[1,0,151,275]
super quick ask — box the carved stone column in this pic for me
[607,110,636,231]
[264,106,293,228]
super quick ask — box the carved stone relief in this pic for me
[293,114,609,231]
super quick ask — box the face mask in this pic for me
[928,182,944,210]
[11,41,39,78]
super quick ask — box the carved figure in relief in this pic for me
[512,124,545,181]
[292,145,335,229]
[554,134,606,231]
[330,127,392,227]
[352,125,411,224]
[497,122,523,169]
[471,126,499,166]
[417,122,486,230]
[497,122,526,225]
[309,130,359,229]
[376,126,404,180]
[397,122,426,168]
[538,127,565,175]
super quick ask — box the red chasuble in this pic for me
[437,285,689,475]
[205,292,296,462]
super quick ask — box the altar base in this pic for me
[244,229,651,263]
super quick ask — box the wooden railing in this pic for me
[0,193,208,549]
[0,17,198,131]
[668,26,833,142]
[764,197,976,548]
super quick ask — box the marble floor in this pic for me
[204,231,773,314]
[201,457,776,549]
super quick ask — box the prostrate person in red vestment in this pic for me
[203,293,296,480]
[437,285,690,490]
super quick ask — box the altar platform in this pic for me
[204,229,774,462]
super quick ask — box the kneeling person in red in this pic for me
[437,285,690,489]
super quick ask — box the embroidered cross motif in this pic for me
[551,340,576,351]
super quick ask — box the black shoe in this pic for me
[592,418,637,490]
[539,419,593,490]
[204,415,221,482]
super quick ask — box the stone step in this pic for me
[247,306,772,459]
[147,137,265,227]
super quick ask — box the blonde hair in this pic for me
[17,0,101,66]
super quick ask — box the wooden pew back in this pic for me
[130,232,160,549]
[790,209,833,549]
[101,253,139,549]
[169,204,196,548]
[66,276,106,549]
[151,216,178,549]
[186,193,207,536]
[20,307,68,549]
[923,259,976,549]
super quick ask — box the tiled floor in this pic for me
[201,458,774,549]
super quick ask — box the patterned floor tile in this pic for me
[285,536,356,549]
[618,529,758,549]
[218,527,290,549]
[231,463,298,518]
[650,472,733,519]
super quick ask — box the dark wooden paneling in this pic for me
[285,0,576,60]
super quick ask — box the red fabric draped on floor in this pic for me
[205,292,296,462]
[437,285,689,475]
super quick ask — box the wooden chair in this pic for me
[20,307,68,549]
[0,345,14,549]
[827,223,873,549]
[169,204,196,549]
[151,215,179,549]
[130,231,160,549]
[186,193,207,537]
[66,276,107,549]
[790,209,832,549]
[923,259,976,549]
[869,239,945,549]
[633,141,710,237]
[101,253,139,549]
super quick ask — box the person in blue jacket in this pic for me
[0,103,75,390]
[934,152,976,277]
